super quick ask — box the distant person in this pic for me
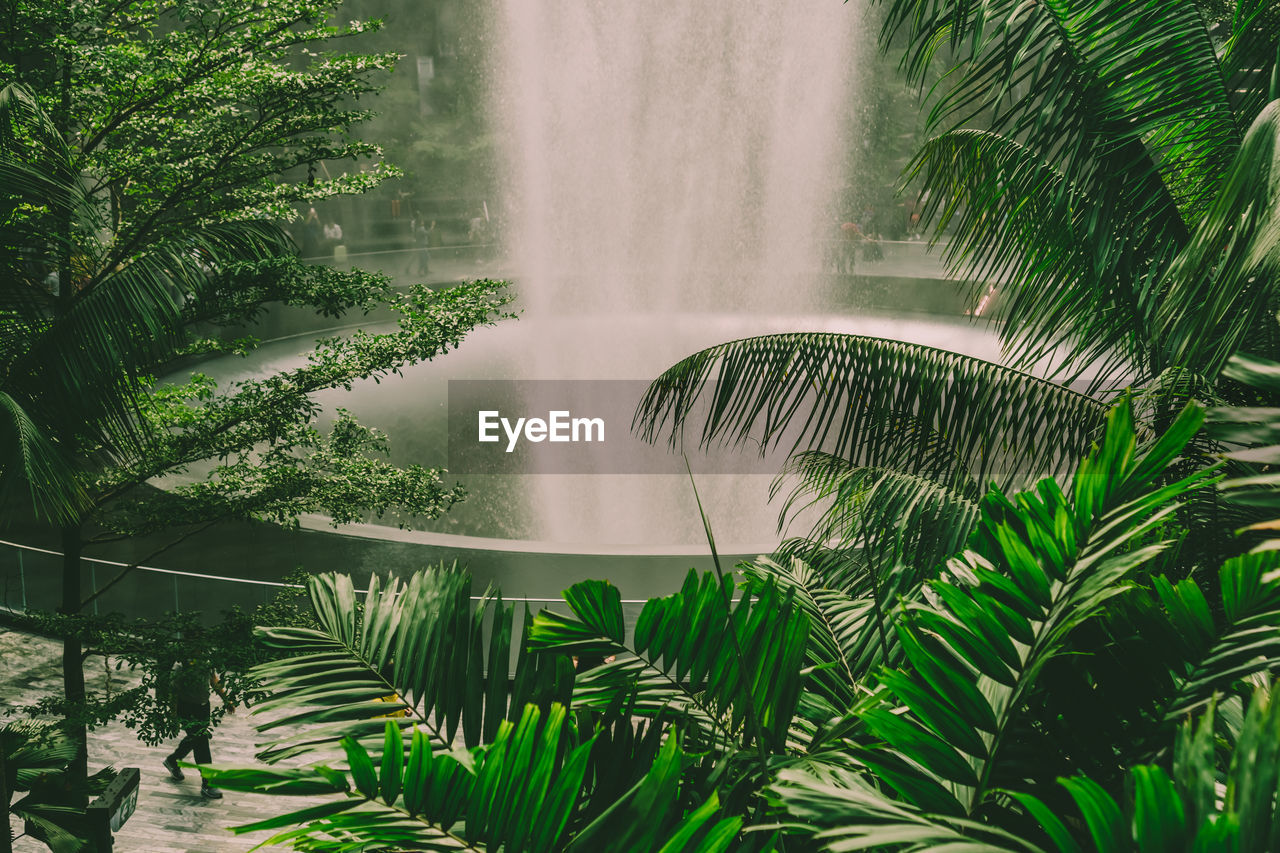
[904,198,921,240]
[409,217,431,275]
[301,207,323,258]
[838,221,863,274]
[162,659,233,799]
[323,219,343,244]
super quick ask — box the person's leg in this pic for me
[195,735,222,798]
[164,731,195,780]
[171,733,195,760]
[192,735,211,766]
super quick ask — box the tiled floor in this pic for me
[2,628,331,852]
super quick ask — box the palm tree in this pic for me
[200,399,1280,851]
[0,80,293,805]
[0,80,299,520]
[632,0,1280,582]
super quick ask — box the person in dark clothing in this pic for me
[162,660,232,799]
[301,207,324,258]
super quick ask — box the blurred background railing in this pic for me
[0,538,648,638]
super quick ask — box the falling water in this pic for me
[483,2,865,545]
[492,1,861,316]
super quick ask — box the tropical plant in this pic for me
[771,680,1280,853]
[200,565,756,851]
[1,720,117,853]
[1207,351,1280,551]
[194,399,1280,851]
[632,0,1280,596]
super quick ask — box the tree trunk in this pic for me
[53,32,89,812]
[0,734,12,853]
[60,522,88,809]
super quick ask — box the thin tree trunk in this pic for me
[0,734,12,853]
[53,35,89,810]
[60,522,88,809]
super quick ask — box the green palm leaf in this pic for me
[633,333,1108,493]
[3,720,89,853]
[792,401,1213,824]
[1218,0,1280,131]
[769,764,1046,853]
[1015,685,1280,852]
[527,570,810,754]
[1154,551,1280,722]
[1206,352,1280,551]
[209,715,745,853]
[739,556,876,713]
[0,389,84,519]
[910,129,1178,387]
[248,566,570,761]
[772,450,982,582]
[212,706,591,852]
[1159,100,1280,377]
[880,0,1244,387]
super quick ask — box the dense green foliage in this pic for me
[193,1,1280,851]
[4,0,1280,850]
[209,400,1280,851]
[0,3,511,844]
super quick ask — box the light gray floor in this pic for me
[2,628,331,853]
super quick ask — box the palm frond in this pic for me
[0,389,84,520]
[846,401,1213,816]
[772,451,982,581]
[1207,352,1280,551]
[211,707,590,852]
[739,556,875,713]
[885,0,1238,214]
[768,765,1045,853]
[1219,0,1280,129]
[3,719,89,853]
[209,716,744,853]
[1014,684,1280,852]
[633,333,1108,493]
[1156,550,1280,722]
[881,0,1243,387]
[1159,100,1280,378]
[565,731,745,853]
[248,567,571,762]
[911,129,1177,387]
[527,571,809,754]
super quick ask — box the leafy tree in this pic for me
[0,0,513,818]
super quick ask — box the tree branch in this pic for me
[78,517,222,612]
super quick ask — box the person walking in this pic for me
[409,217,431,275]
[161,659,233,799]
